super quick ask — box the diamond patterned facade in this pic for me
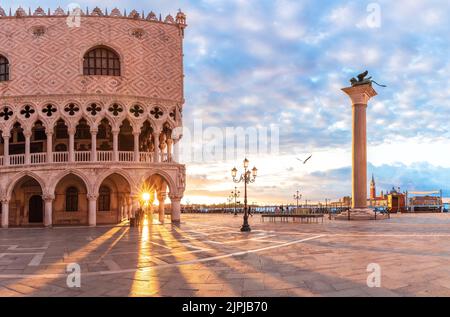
[0,7,187,228]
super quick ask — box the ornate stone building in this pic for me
[0,7,187,227]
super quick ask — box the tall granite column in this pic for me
[341,83,378,219]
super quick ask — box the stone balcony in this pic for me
[0,150,172,168]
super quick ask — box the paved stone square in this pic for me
[1,213,450,296]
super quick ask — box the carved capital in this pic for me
[341,84,377,105]
[42,194,55,202]
[169,193,183,201]
[157,192,167,201]
[87,194,98,201]
[23,129,33,138]
[67,127,76,135]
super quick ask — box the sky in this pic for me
[2,0,450,205]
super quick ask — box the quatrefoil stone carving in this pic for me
[150,107,164,119]
[0,107,13,121]
[87,103,102,116]
[20,105,35,118]
[108,104,123,116]
[64,103,80,116]
[130,105,144,118]
[42,104,57,117]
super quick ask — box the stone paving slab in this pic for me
[1,213,450,296]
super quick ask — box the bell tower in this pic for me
[370,174,376,200]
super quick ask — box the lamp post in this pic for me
[293,190,302,213]
[231,158,258,232]
[231,187,240,216]
[326,198,330,220]
[227,196,233,213]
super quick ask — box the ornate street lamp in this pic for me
[231,158,258,232]
[227,196,233,213]
[231,186,240,216]
[293,190,302,213]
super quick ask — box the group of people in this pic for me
[274,205,287,213]
[133,207,146,227]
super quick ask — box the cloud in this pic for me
[5,0,449,202]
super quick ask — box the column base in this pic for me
[335,208,388,221]
[240,224,251,232]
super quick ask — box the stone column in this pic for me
[43,194,54,227]
[2,132,10,166]
[112,129,119,161]
[133,132,140,162]
[88,194,97,227]
[24,130,32,165]
[46,131,53,163]
[341,84,378,220]
[158,192,167,224]
[166,138,173,162]
[68,127,76,162]
[90,129,97,162]
[169,194,182,223]
[1,199,9,228]
[153,132,160,163]
[173,138,180,163]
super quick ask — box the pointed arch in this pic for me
[141,170,177,195]
[49,169,92,196]
[6,171,47,200]
[93,169,137,195]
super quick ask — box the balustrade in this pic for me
[0,150,176,167]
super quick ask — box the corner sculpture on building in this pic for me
[0,6,187,228]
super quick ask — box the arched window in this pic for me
[0,55,9,81]
[98,186,111,212]
[66,187,79,212]
[83,46,120,76]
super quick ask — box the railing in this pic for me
[97,151,113,162]
[10,154,25,165]
[53,152,69,163]
[75,151,91,162]
[0,151,176,167]
[139,152,153,163]
[31,153,47,164]
[119,151,134,162]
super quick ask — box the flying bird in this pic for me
[297,154,312,164]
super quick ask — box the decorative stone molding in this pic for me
[0,6,187,28]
